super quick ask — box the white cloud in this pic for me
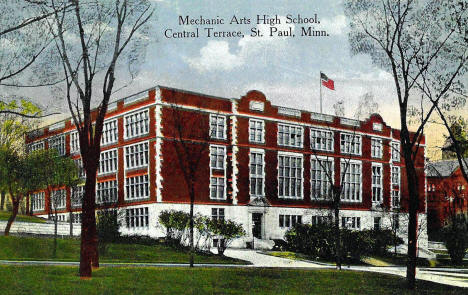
[319,15,348,35]
[185,40,243,72]
[186,16,295,72]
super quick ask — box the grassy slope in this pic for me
[0,236,245,264]
[0,266,466,295]
[0,211,46,223]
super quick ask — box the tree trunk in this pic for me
[189,185,195,268]
[69,211,73,237]
[0,191,5,211]
[401,128,420,290]
[333,190,342,270]
[26,194,30,215]
[53,208,58,258]
[79,162,98,278]
[4,199,19,236]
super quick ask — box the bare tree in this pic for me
[345,0,467,288]
[32,0,154,277]
[167,100,213,267]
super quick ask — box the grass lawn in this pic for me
[0,236,246,264]
[0,211,46,223]
[0,266,466,294]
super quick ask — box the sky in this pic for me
[20,0,461,160]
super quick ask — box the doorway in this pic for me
[252,213,263,239]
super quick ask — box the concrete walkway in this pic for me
[223,249,468,288]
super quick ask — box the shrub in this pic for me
[158,210,190,247]
[97,209,121,255]
[443,215,468,265]
[285,224,403,262]
[207,218,245,256]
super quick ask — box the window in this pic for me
[32,192,45,211]
[125,175,149,200]
[101,120,118,145]
[210,114,226,140]
[99,149,118,174]
[72,213,82,224]
[212,208,225,220]
[250,151,264,197]
[249,119,264,143]
[374,217,381,230]
[125,207,149,228]
[340,160,362,202]
[74,158,85,178]
[51,189,66,209]
[28,141,44,153]
[311,158,333,200]
[210,145,225,169]
[125,142,148,169]
[341,217,361,229]
[340,133,361,155]
[96,180,118,204]
[210,177,225,200]
[391,141,400,161]
[392,166,400,208]
[372,164,383,203]
[371,138,383,158]
[70,132,79,153]
[279,215,302,228]
[310,128,333,152]
[278,124,303,148]
[125,110,149,139]
[48,135,65,156]
[278,154,303,199]
[71,186,84,207]
[311,215,330,225]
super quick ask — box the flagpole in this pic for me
[319,71,323,113]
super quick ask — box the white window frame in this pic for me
[391,166,401,208]
[249,149,265,197]
[278,124,303,148]
[341,216,361,229]
[125,207,149,228]
[125,174,149,200]
[279,214,302,228]
[28,141,44,153]
[51,189,66,210]
[278,152,303,199]
[99,149,118,175]
[74,158,86,178]
[311,156,334,200]
[124,109,149,139]
[72,213,82,224]
[311,215,331,225]
[340,159,362,202]
[101,119,118,146]
[209,114,227,140]
[96,180,118,204]
[310,128,334,152]
[32,192,45,211]
[212,208,225,220]
[210,177,225,200]
[125,141,149,170]
[71,185,84,208]
[70,131,79,154]
[371,138,383,158]
[249,119,265,143]
[210,145,226,170]
[340,133,361,155]
[391,141,400,162]
[372,163,383,203]
[48,135,66,156]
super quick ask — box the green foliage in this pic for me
[158,210,245,254]
[97,210,121,255]
[285,223,403,262]
[442,215,468,265]
[207,218,245,255]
